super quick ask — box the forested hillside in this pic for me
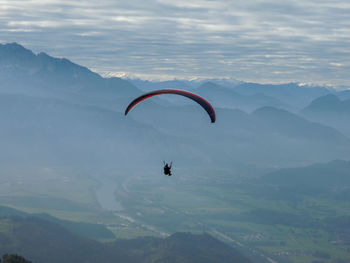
[0,215,251,263]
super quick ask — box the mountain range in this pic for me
[1,42,350,172]
[301,94,350,136]
[129,78,334,111]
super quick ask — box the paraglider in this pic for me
[124,89,216,123]
[125,89,216,176]
[163,161,172,176]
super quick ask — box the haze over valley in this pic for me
[0,43,350,263]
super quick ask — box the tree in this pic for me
[1,254,32,263]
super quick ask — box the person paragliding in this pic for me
[125,89,216,176]
[163,161,172,176]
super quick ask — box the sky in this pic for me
[1,0,350,87]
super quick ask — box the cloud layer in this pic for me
[1,0,350,86]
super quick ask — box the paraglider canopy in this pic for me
[124,89,216,123]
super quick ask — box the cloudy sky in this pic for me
[1,0,350,86]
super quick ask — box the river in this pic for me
[94,177,123,211]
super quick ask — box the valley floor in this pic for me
[1,166,349,263]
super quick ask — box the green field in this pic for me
[1,166,349,263]
[111,173,350,263]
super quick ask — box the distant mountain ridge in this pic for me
[252,106,347,142]
[337,89,350,100]
[128,77,241,91]
[301,94,350,136]
[232,82,331,109]
[195,81,293,112]
[129,78,332,111]
[261,159,350,188]
[303,94,350,112]
[0,206,114,240]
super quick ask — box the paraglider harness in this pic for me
[163,161,172,176]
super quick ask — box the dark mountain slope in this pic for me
[0,216,252,263]
[111,232,252,263]
[261,159,350,188]
[1,254,32,263]
[0,42,141,112]
[0,206,114,240]
[0,216,127,263]
[255,159,350,208]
